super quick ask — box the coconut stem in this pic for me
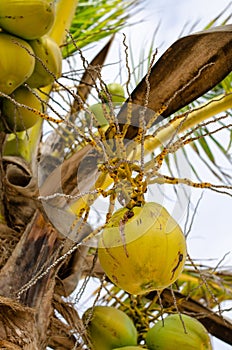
[48,0,79,46]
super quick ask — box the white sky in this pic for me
[75,2,232,349]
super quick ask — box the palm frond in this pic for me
[62,0,139,58]
[178,265,232,308]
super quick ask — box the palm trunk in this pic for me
[0,211,60,349]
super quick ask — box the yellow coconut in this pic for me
[0,33,35,95]
[146,314,212,350]
[98,202,187,295]
[0,0,55,40]
[87,103,110,127]
[100,83,125,104]
[113,347,144,350]
[26,35,62,88]
[2,86,43,132]
[83,306,138,350]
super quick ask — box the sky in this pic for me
[75,1,232,350]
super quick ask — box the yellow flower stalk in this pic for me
[69,93,232,215]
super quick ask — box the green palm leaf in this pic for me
[62,0,138,58]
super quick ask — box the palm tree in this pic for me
[0,0,231,349]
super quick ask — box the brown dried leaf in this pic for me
[116,25,232,140]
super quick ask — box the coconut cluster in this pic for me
[0,0,62,132]
[83,306,212,349]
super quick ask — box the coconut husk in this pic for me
[0,224,20,270]
[3,156,38,231]
[0,296,38,349]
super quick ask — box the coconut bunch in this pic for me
[0,0,62,132]
[82,305,212,349]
